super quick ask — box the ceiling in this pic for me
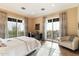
[0,3,78,17]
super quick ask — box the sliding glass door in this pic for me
[53,20,60,40]
[45,18,60,41]
[7,18,25,38]
[7,18,17,38]
[46,20,53,40]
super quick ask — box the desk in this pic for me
[28,32,42,40]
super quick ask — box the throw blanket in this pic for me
[16,36,41,52]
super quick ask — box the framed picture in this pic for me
[35,24,40,30]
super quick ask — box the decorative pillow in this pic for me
[69,36,75,42]
[0,38,4,43]
[0,43,6,47]
[0,38,7,43]
[0,38,7,47]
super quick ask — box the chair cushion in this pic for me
[59,41,72,48]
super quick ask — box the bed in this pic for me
[0,36,41,56]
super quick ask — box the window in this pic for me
[17,20,25,36]
[7,17,25,38]
[53,18,60,31]
[7,18,17,38]
[45,18,60,39]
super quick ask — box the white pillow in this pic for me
[0,38,7,47]
[0,38,4,42]
[0,38,7,44]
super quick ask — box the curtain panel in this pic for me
[43,16,47,40]
[59,12,67,37]
[0,11,7,38]
[24,17,28,36]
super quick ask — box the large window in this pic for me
[7,17,25,38]
[45,18,60,40]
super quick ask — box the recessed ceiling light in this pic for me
[41,8,45,11]
[21,7,26,10]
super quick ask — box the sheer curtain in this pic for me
[43,16,47,40]
[59,12,67,37]
[0,11,7,38]
[24,17,28,36]
[17,20,25,36]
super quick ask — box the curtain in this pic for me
[17,19,25,36]
[43,16,47,40]
[59,12,67,37]
[24,17,28,36]
[0,11,7,38]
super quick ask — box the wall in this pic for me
[77,6,79,36]
[27,18,35,33]
[33,17,44,33]
[0,12,7,38]
[67,7,77,35]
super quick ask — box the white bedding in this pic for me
[0,36,41,56]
